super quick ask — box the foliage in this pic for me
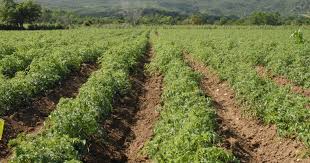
[290,29,305,44]
[1,27,310,162]
[9,30,149,162]
[160,28,310,147]
[146,32,237,162]
[14,0,42,26]
[1,2,309,28]
[0,0,41,27]
[9,135,83,162]
[0,29,135,114]
[248,12,282,25]
[0,0,16,25]
[30,0,309,17]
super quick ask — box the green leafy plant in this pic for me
[146,32,237,162]
[290,29,305,44]
[9,31,149,162]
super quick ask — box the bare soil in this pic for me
[83,45,163,163]
[185,55,310,163]
[0,63,98,160]
[256,66,310,98]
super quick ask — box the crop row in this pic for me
[146,32,236,162]
[8,31,149,162]
[189,29,309,88]
[0,30,85,70]
[255,39,309,89]
[0,30,142,115]
[167,29,310,147]
[0,29,131,78]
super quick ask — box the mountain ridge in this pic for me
[33,0,310,17]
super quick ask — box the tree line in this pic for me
[0,0,309,30]
[77,9,310,26]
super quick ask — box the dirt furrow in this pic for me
[185,55,309,163]
[83,45,162,163]
[256,65,310,98]
[0,62,98,160]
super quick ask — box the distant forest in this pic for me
[32,0,309,17]
[1,0,309,30]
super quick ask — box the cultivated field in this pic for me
[0,27,309,163]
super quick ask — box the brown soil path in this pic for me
[0,63,98,160]
[256,66,310,98]
[83,45,163,163]
[185,55,310,163]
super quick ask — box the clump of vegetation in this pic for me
[0,0,41,27]
[290,29,305,44]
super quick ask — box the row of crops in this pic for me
[144,28,310,162]
[188,29,310,147]
[0,29,149,162]
[0,29,138,115]
[9,32,149,162]
[154,29,310,147]
[0,27,309,162]
[145,32,237,162]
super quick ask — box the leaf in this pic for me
[0,118,4,140]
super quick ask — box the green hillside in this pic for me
[34,0,309,16]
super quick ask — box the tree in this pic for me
[190,14,204,25]
[0,0,41,27]
[14,0,42,27]
[249,12,282,25]
[0,0,17,24]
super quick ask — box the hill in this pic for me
[34,0,309,17]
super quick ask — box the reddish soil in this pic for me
[256,66,310,98]
[0,63,98,160]
[83,45,163,163]
[185,55,310,163]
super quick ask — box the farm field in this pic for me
[0,27,309,163]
